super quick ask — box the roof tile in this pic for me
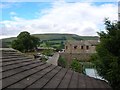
[1,49,112,89]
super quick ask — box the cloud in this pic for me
[1,0,118,2]
[0,2,15,9]
[0,1,118,39]
[0,3,10,8]
[10,12,17,16]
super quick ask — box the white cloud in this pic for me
[1,0,118,2]
[0,2,17,9]
[0,3,10,8]
[0,1,118,39]
[10,12,17,16]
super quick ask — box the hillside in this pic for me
[1,33,99,48]
[33,33,99,40]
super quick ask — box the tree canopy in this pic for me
[93,19,120,90]
[12,31,40,52]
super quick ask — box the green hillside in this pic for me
[1,33,99,48]
[33,33,99,40]
[33,33,78,40]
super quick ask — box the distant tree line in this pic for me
[72,36,83,40]
[48,36,67,41]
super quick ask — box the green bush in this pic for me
[70,59,82,73]
[42,49,54,56]
[58,56,67,68]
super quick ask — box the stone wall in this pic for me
[59,52,93,65]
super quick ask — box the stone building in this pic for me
[65,40,99,54]
[59,40,99,64]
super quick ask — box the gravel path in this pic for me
[46,52,59,66]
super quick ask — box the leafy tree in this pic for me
[12,31,40,52]
[70,58,82,73]
[17,31,32,51]
[93,19,120,90]
[31,36,40,49]
[12,39,24,52]
[58,56,67,68]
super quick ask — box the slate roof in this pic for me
[0,48,112,89]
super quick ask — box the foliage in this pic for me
[80,61,95,74]
[55,41,65,51]
[41,56,48,62]
[58,56,67,68]
[42,49,54,56]
[72,36,83,40]
[70,58,82,73]
[11,31,40,52]
[80,62,95,68]
[45,41,51,48]
[89,53,99,64]
[93,19,120,90]
[60,41,64,49]
[31,36,40,49]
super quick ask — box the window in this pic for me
[74,46,77,49]
[86,46,89,50]
[81,46,83,49]
[66,46,68,49]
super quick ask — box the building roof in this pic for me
[66,40,99,46]
[0,48,111,89]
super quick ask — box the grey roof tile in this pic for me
[1,49,112,89]
[58,69,73,88]
[27,66,61,88]
[68,71,79,88]
[78,74,86,88]
[43,68,67,88]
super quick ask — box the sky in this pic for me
[0,0,118,39]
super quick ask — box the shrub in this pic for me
[58,56,67,68]
[70,58,82,73]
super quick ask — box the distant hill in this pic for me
[1,33,99,48]
[33,33,99,40]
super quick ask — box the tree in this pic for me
[31,36,40,49]
[11,39,25,52]
[12,31,40,52]
[93,19,120,90]
[70,58,82,73]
